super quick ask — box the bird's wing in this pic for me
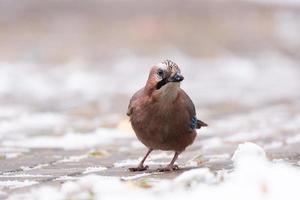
[179,89,208,129]
[127,88,143,116]
[179,89,196,116]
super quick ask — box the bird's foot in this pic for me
[128,165,149,172]
[157,164,179,172]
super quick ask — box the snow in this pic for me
[120,173,151,181]
[172,168,216,187]
[0,113,66,133]
[200,137,224,150]
[231,142,267,167]
[113,159,169,168]
[20,164,49,171]
[8,142,300,200]
[114,153,173,167]
[0,174,51,178]
[54,176,79,181]
[0,180,38,190]
[4,153,21,159]
[0,54,299,199]
[0,54,299,154]
[83,167,107,174]
[263,141,283,150]
[206,154,231,162]
[185,158,206,168]
[2,128,132,150]
[225,131,261,142]
[0,53,299,111]
[245,0,300,6]
[286,134,300,144]
[57,155,88,163]
[204,104,300,146]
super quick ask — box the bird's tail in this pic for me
[196,120,208,129]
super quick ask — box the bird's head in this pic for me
[146,60,184,99]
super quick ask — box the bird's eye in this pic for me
[157,69,164,77]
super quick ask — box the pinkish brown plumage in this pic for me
[127,60,207,172]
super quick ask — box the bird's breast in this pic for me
[131,101,190,135]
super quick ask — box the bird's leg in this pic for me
[129,149,153,172]
[157,152,180,172]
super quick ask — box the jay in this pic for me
[127,60,207,172]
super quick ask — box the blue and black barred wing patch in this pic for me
[190,116,208,130]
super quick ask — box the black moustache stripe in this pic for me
[156,78,168,90]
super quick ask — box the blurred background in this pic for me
[1,1,300,197]
[0,0,300,136]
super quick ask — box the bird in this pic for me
[127,59,207,172]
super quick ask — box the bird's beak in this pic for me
[168,73,184,82]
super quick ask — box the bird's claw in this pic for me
[157,164,180,172]
[128,165,149,172]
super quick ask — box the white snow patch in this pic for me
[246,0,300,6]
[231,142,266,167]
[286,134,300,144]
[0,174,51,178]
[0,113,66,138]
[272,159,287,164]
[120,173,151,181]
[54,176,79,181]
[31,164,50,170]
[0,180,38,190]
[83,167,107,174]
[57,155,88,163]
[173,168,216,187]
[113,159,169,168]
[207,154,231,162]
[225,131,261,142]
[3,153,21,159]
[2,128,131,150]
[114,153,174,167]
[20,164,49,171]
[200,137,223,150]
[8,142,300,200]
[131,141,146,149]
[263,141,283,150]
[148,152,174,160]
